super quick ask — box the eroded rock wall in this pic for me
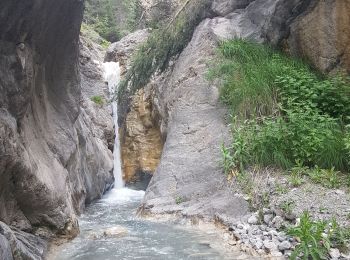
[121,88,163,182]
[140,0,350,222]
[0,0,114,258]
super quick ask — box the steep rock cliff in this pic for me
[140,0,350,221]
[0,0,114,258]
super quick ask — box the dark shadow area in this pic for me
[126,170,152,191]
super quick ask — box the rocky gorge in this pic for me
[0,0,349,259]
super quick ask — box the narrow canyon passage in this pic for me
[51,60,249,260]
[1,1,349,259]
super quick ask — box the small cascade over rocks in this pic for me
[102,62,124,189]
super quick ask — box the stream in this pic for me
[52,184,244,260]
[52,62,245,260]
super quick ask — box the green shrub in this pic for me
[328,219,350,252]
[345,128,350,168]
[221,143,235,175]
[226,109,347,171]
[288,162,306,187]
[280,200,295,215]
[175,196,184,204]
[91,95,104,105]
[276,72,350,123]
[307,166,342,189]
[288,212,331,260]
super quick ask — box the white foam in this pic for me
[101,188,145,204]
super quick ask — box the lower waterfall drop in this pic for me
[102,61,124,189]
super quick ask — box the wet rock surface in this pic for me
[0,0,114,258]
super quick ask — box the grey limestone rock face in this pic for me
[0,0,114,258]
[140,17,251,220]
[211,0,254,16]
[0,221,46,260]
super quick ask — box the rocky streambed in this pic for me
[49,185,253,260]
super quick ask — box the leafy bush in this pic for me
[288,212,331,260]
[328,219,350,251]
[117,0,211,101]
[276,72,350,123]
[345,128,350,168]
[227,109,347,171]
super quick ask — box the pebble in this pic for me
[277,234,287,242]
[252,238,263,250]
[335,190,345,195]
[237,224,245,229]
[285,212,297,221]
[284,250,292,257]
[259,225,267,231]
[257,249,265,255]
[271,251,283,257]
[278,241,291,251]
[263,208,273,214]
[272,216,284,229]
[329,248,341,259]
[248,215,259,225]
[268,230,278,237]
[263,240,278,252]
[264,214,273,224]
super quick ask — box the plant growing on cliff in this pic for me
[91,95,104,105]
[214,39,350,176]
[117,0,211,101]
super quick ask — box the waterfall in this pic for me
[102,62,124,189]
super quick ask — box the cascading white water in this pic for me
[102,62,124,189]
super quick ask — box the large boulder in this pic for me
[287,0,350,73]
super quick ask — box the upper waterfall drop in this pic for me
[102,62,124,189]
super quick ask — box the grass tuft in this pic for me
[214,39,349,174]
